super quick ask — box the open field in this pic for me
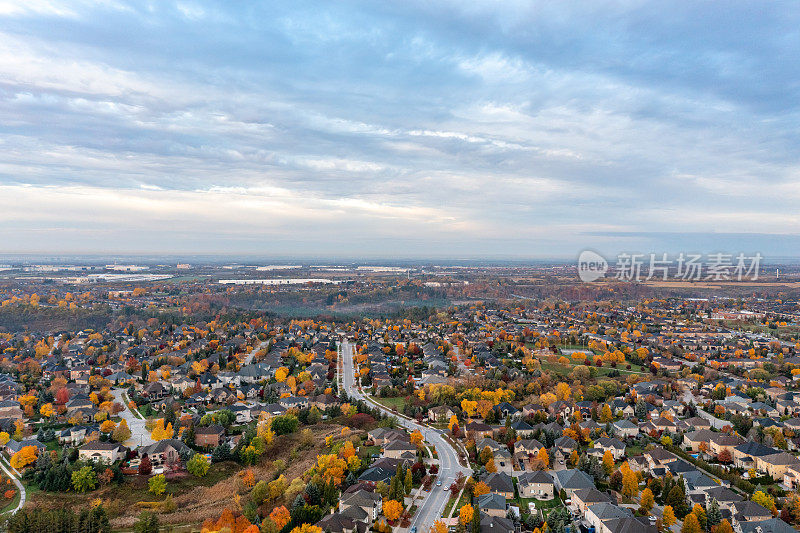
[27,424,347,530]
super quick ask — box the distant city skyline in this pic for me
[1,2,798,257]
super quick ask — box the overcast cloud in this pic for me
[0,1,798,258]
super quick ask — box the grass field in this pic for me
[539,356,647,377]
[373,396,407,412]
[518,495,562,511]
[0,489,21,517]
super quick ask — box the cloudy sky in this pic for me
[1,1,798,259]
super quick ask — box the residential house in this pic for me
[479,514,515,533]
[481,472,514,499]
[339,489,382,521]
[195,425,225,448]
[78,441,127,463]
[517,471,554,500]
[476,493,507,518]
[139,439,191,466]
[586,503,633,533]
[572,487,613,514]
[553,469,595,498]
[611,420,639,439]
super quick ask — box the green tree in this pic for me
[666,485,689,518]
[271,415,299,435]
[148,474,167,496]
[187,453,210,477]
[252,480,269,504]
[707,499,722,530]
[134,512,160,533]
[404,468,413,494]
[71,465,98,493]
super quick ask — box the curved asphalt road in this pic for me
[111,388,155,447]
[340,340,470,532]
[0,458,25,515]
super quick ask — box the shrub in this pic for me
[4,489,15,499]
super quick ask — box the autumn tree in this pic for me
[681,512,702,533]
[150,419,174,440]
[149,474,167,495]
[662,506,676,528]
[187,454,210,477]
[139,455,153,475]
[621,464,638,499]
[270,506,291,530]
[289,525,323,533]
[710,520,734,533]
[459,503,474,525]
[640,488,655,514]
[602,450,614,476]
[430,520,448,533]
[71,465,97,493]
[383,500,403,521]
[474,481,490,496]
[555,382,571,401]
[10,446,37,470]
[752,491,776,514]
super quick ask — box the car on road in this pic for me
[411,527,417,533]
[436,480,442,486]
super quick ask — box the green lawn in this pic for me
[626,445,644,457]
[359,445,380,459]
[518,496,562,511]
[539,356,647,377]
[373,396,406,412]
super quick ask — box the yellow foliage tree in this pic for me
[662,505,676,527]
[430,520,448,533]
[383,499,403,521]
[555,382,571,401]
[39,403,54,418]
[448,415,459,431]
[473,481,491,496]
[459,503,474,525]
[150,419,174,440]
[10,445,38,470]
[290,525,323,533]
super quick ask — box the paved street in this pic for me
[243,340,270,365]
[339,340,470,532]
[0,458,25,515]
[111,387,155,447]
